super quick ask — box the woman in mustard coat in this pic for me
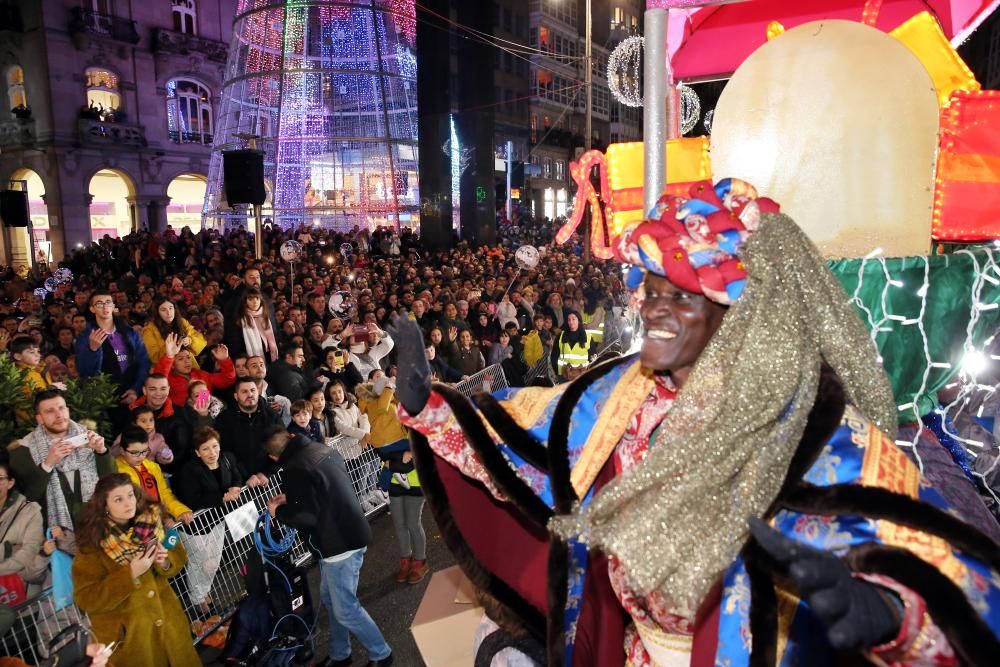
[72,473,200,667]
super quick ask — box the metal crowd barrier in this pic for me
[0,586,89,664]
[455,363,510,399]
[325,434,389,517]
[169,469,310,644]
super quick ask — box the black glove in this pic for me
[748,518,902,652]
[387,313,432,415]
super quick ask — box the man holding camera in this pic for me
[9,388,115,531]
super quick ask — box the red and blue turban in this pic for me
[616,178,780,305]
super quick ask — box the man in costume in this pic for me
[389,179,1000,666]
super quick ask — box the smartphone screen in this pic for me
[197,389,210,404]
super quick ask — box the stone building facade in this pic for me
[525,0,643,222]
[0,0,236,266]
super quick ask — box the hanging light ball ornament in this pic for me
[33,287,47,299]
[339,243,354,258]
[515,245,540,270]
[280,240,303,263]
[328,290,355,317]
[679,83,701,135]
[608,36,644,108]
[44,277,59,293]
[54,268,73,283]
[703,109,715,135]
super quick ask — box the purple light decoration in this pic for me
[205,0,419,231]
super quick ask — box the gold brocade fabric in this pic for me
[551,213,898,614]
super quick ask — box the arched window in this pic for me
[85,67,121,112]
[166,78,213,144]
[6,66,27,113]
[172,0,197,35]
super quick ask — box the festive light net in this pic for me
[204,0,419,231]
[831,247,1000,499]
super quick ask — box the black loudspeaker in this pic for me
[0,190,29,227]
[223,150,267,205]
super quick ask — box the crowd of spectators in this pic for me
[0,216,630,659]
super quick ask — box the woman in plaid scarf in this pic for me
[72,474,199,667]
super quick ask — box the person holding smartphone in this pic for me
[72,474,199,667]
[169,380,216,471]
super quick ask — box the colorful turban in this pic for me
[616,178,780,305]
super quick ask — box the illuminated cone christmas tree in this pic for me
[205,0,419,230]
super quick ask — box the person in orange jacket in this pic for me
[152,332,236,407]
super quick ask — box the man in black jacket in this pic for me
[266,343,309,402]
[264,427,393,667]
[215,378,282,474]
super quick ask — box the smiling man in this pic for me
[390,179,1000,666]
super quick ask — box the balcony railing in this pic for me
[78,118,147,148]
[168,129,213,145]
[69,7,140,45]
[153,28,228,63]
[0,118,35,147]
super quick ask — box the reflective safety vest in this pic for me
[557,333,592,372]
[582,308,605,343]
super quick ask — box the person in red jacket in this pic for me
[153,333,236,407]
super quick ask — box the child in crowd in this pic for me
[288,399,324,442]
[113,426,192,525]
[110,405,174,466]
[9,335,58,425]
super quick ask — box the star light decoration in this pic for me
[608,36,644,108]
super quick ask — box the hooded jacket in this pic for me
[356,383,408,447]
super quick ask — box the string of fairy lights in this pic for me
[842,244,1000,485]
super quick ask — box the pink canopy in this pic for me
[665,0,1000,79]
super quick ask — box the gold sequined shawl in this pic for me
[551,213,897,614]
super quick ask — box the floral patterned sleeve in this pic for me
[397,391,508,501]
[856,574,957,667]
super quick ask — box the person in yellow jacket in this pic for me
[142,298,206,367]
[356,370,409,514]
[550,310,594,382]
[356,371,409,449]
[520,313,547,368]
[114,426,193,525]
[581,299,606,346]
[9,336,60,426]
